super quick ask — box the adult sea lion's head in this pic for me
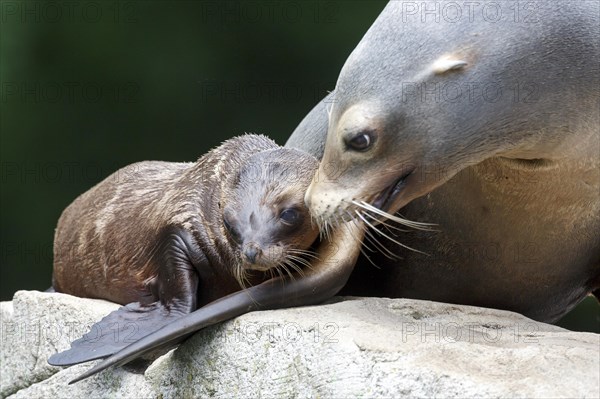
[305,41,479,229]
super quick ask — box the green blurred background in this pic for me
[1,0,597,332]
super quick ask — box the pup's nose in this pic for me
[243,243,261,263]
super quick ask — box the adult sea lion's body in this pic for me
[49,134,365,382]
[287,1,599,322]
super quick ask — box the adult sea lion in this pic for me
[287,0,599,322]
[48,134,364,382]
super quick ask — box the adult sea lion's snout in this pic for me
[305,102,437,226]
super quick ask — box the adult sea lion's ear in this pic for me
[431,56,468,75]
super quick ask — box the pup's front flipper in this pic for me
[48,301,186,366]
[49,226,203,366]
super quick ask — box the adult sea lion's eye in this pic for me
[346,132,373,152]
[280,208,300,225]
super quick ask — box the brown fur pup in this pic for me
[50,134,320,366]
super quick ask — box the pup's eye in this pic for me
[280,208,300,225]
[345,132,373,152]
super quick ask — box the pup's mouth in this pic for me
[371,169,414,212]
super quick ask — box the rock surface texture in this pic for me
[1,291,598,398]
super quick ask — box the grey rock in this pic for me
[1,291,598,398]
[0,291,120,397]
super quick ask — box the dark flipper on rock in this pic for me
[69,221,364,384]
[48,302,186,366]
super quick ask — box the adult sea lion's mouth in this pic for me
[371,169,414,212]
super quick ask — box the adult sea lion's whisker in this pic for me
[354,200,437,231]
[355,211,402,260]
[357,210,429,255]
[342,220,378,268]
[358,201,433,229]
[362,211,411,233]
[309,211,317,230]
[365,229,402,260]
[325,221,333,242]
[319,216,327,240]
[357,231,379,254]
[356,212,393,255]
[364,230,399,260]
[341,210,378,253]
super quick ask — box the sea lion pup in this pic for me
[49,134,365,375]
[288,1,599,322]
